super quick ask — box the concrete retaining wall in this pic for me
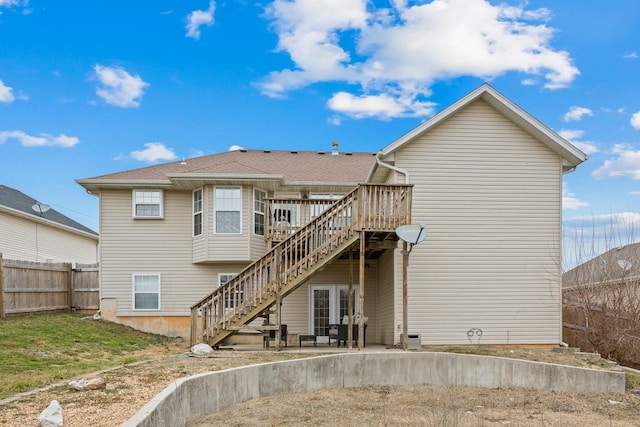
[122,352,626,427]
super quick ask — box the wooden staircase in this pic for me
[190,184,412,347]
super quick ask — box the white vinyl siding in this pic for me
[0,211,98,263]
[133,190,163,218]
[132,274,160,310]
[377,248,396,345]
[281,260,378,340]
[394,99,563,345]
[100,189,258,326]
[214,187,241,234]
[101,190,218,316]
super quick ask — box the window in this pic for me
[254,189,266,236]
[133,274,160,310]
[193,189,203,236]
[214,187,241,233]
[133,190,163,218]
[219,273,242,309]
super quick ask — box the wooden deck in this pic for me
[190,184,412,348]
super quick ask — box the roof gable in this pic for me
[0,185,97,236]
[378,83,588,172]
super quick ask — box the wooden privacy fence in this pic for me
[0,253,99,317]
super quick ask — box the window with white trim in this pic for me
[132,274,160,310]
[254,189,266,236]
[214,187,241,233]
[193,189,203,236]
[219,273,241,309]
[133,190,163,218]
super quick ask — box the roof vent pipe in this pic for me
[332,141,339,155]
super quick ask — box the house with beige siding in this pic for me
[77,84,587,347]
[0,185,98,264]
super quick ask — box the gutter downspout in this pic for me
[375,151,410,184]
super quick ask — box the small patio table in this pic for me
[298,334,317,347]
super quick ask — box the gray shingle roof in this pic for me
[0,185,97,235]
[81,149,377,184]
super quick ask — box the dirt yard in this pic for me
[1,344,639,426]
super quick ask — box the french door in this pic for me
[310,285,358,343]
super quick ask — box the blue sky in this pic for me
[1,0,639,266]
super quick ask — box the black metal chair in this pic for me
[337,324,366,347]
[328,325,339,345]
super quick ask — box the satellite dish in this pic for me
[395,224,427,245]
[32,203,51,215]
[618,259,633,271]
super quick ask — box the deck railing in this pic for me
[190,184,412,346]
[265,198,337,244]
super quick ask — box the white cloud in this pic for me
[130,142,177,162]
[0,0,20,7]
[0,130,79,147]
[557,129,598,155]
[624,52,639,59]
[563,106,592,122]
[562,183,588,210]
[592,144,640,179]
[94,65,149,108]
[631,111,640,130]
[0,79,14,103]
[327,91,436,119]
[328,116,342,126]
[185,1,215,40]
[564,212,640,236]
[259,0,579,119]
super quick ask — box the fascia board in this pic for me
[76,179,173,191]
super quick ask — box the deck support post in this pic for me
[402,241,409,351]
[348,249,354,349]
[358,230,365,350]
[275,288,282,351]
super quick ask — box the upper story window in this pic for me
[254,189,266,236]
[133,190,163,218]
[132,273,160,310]
[193,189,203,236]
[214,187,241,234]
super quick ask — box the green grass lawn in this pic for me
[0,313,178,400]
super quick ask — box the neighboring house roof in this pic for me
[563,242,640,289]
[77,148,377,192]
[0,184,98,237]
[370,83,588,182]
